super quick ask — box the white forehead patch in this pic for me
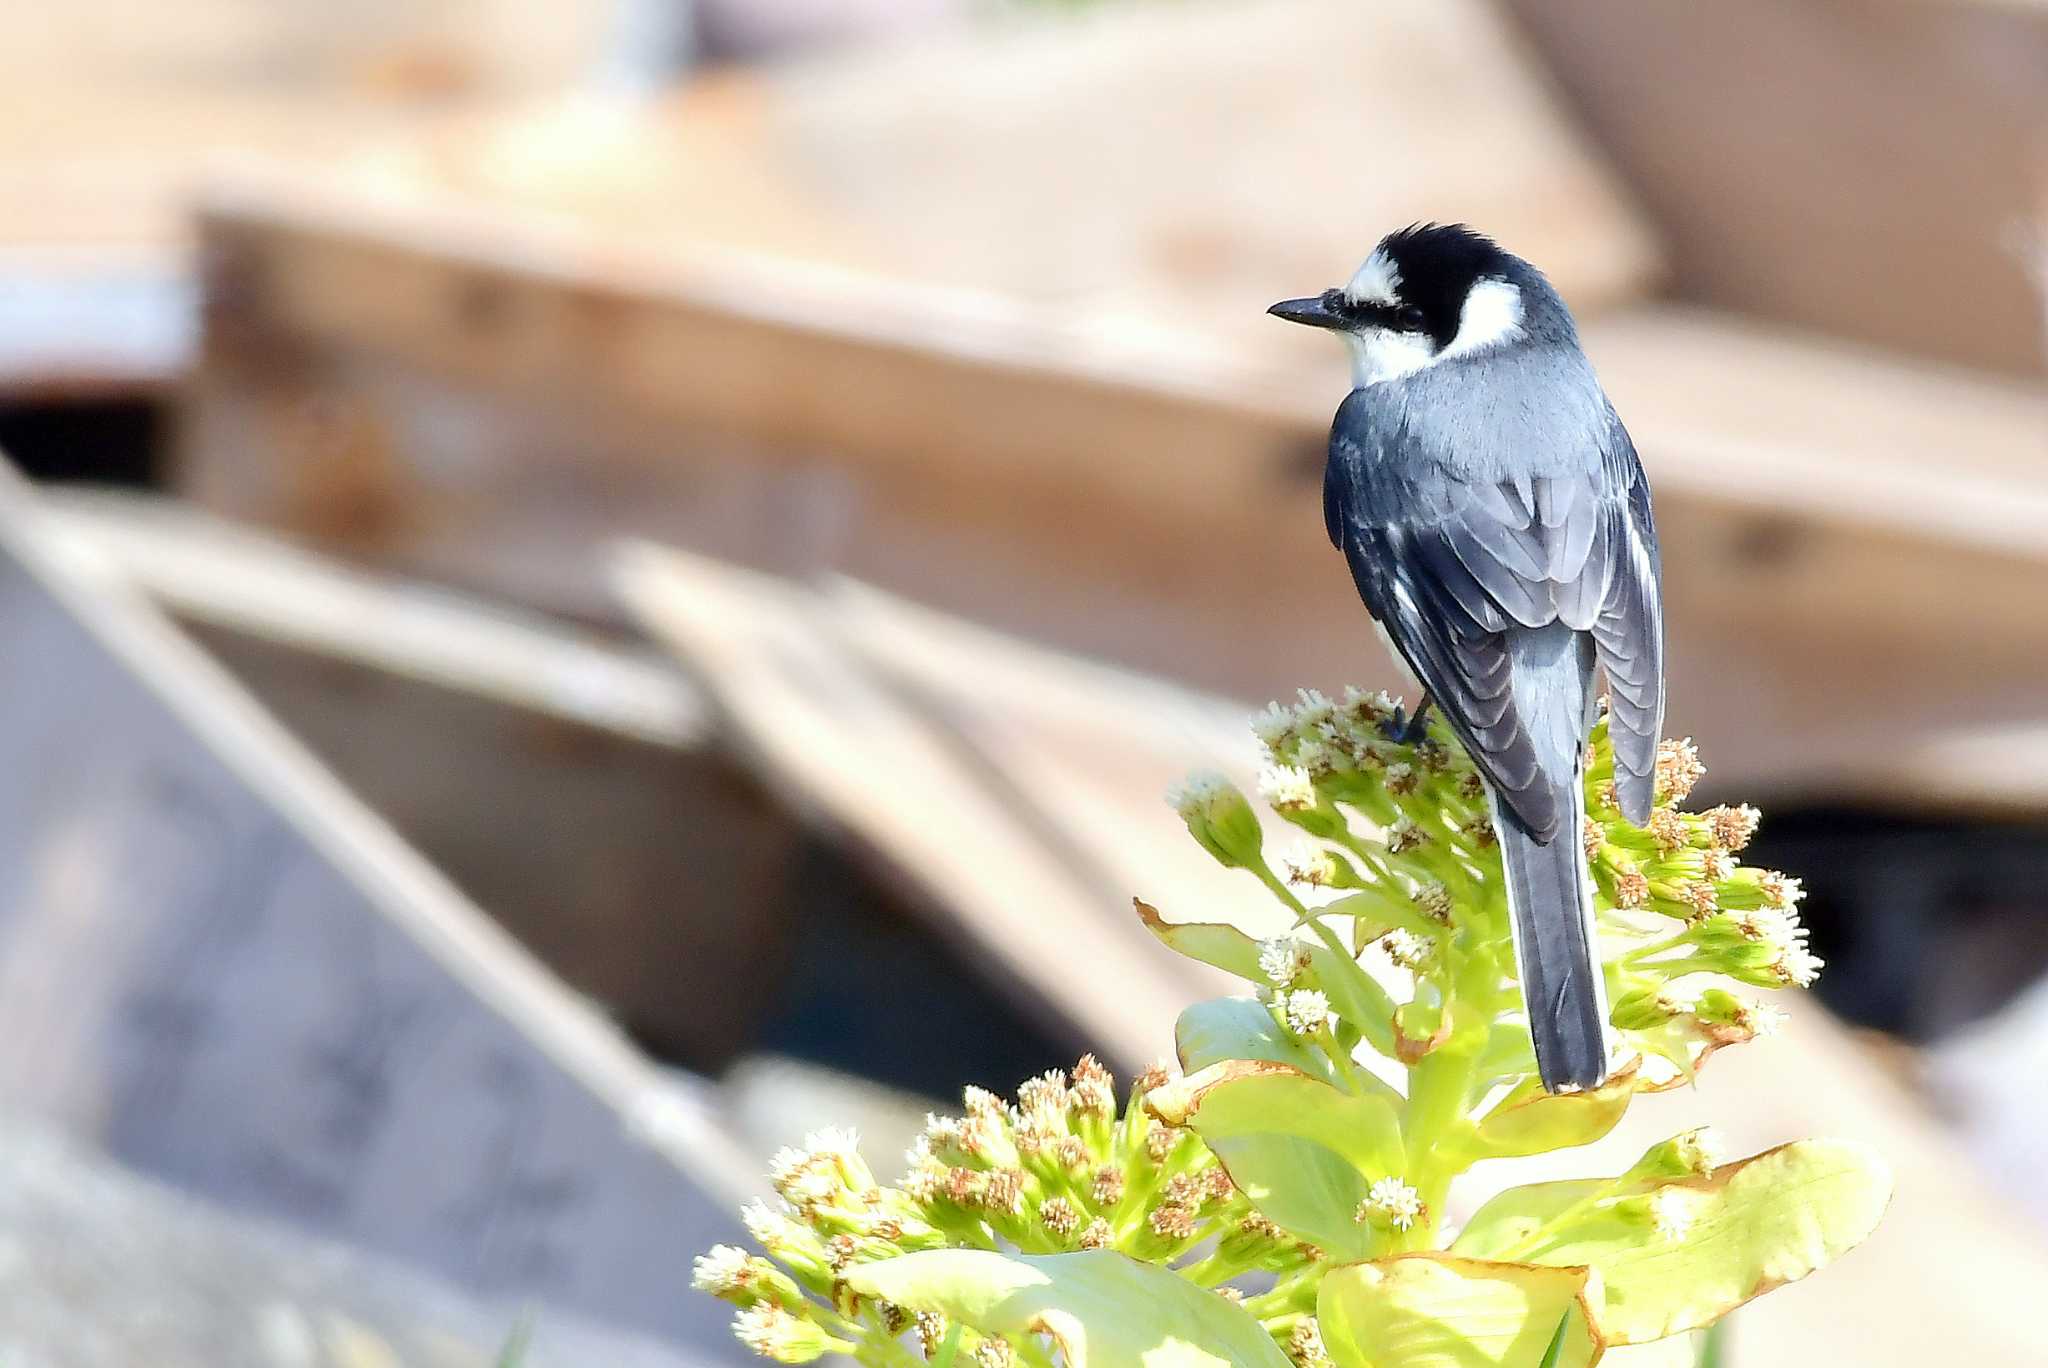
[1344,249,1402,305]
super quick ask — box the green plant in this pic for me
[693,691,1889,1365]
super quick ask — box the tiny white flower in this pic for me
[1257,763,1316,810]
[1258,935,1309,988]
[734,1303,815,1357]
[802,1126,860,1159]
[1251,701,1295,749]
[1649,1188,1697,1241]
[740,1200,789,1245]
[1282,841,1339,887]
[1780,942,1824,987]
[1679,1127,1726,1175]
[1747,1002,1787,1035]
[1386,816,1428,853]
[1367,1176,1423,1230]
[692,1244,753,1294]
[1294,735,1334,773]
[1343,686,1397,719]
[1283,988,1332,1035]
[1165,771,1231,817]
[1378,928,1431,972]
[1294,688,1336,729]
[768,1146,809,1188]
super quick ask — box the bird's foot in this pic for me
[1379,696,1433,746]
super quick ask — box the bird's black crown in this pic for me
[1369,223,1513,350]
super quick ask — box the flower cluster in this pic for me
[694,1058,1313,1363]
[696,688,1882,1368]
[1181,687,1817,1085]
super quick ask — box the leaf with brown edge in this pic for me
[1174,996,1342,1087]
[1468,1058,1643,1160]
[846,1249,1292,1368]
[1461,1141,1891,1345]
[1317,1254,1605,1368]
[1134,899,1264,981]
[1147,1059,1403,1260]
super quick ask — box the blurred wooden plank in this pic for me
[180,198,2048,805]
[42,488,708,748]
[40,489,800,1070]
[612,540,1253,1073]
[1499,0,2048,374]
[0,472,756,1352]
[0,0,613,393]
[0,1116,708,1367]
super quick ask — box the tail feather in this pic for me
[1492,786,1609,1092]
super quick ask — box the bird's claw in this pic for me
[1379,706,1429,746]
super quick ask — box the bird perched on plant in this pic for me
[1269,224,1664,1093]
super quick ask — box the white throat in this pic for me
[1343,277,1528,388]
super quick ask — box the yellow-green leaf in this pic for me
[1453,1181,1608,1261]
[1469,1141,1891,1344]
[1148,1060,1403,1259]
[1135,901,1397,1055]
[1470,1066,1641,1160]
[846,1249,1292,1368]
[1175,997,1341,1087]
[1135,900,1264,981]
[1318,1255,1603,1368]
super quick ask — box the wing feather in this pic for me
[1326,391,1662,836]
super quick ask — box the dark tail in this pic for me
[1492,785,1609,1092]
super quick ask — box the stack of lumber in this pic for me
[175,0,2048,811]
[0,471,757,1354]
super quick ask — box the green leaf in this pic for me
[1465,1141,1890,1345]
[1469,1067,1640,1161]
[1317,1255,1601,1368]
[845,1249,1292,1368]
[1453,1181,1606,1261]
[1135,900,1398,1056]
[1134,901,1265,981]
[1175,997,1341,1086]
[1148,1060,1404,1259]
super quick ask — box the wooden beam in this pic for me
[0,472,758,1350]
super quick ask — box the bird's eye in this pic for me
[1397,305,1428,330]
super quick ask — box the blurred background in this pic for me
[0,0,2043,1363]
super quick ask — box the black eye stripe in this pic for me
[1325,293,1432,333]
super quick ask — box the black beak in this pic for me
[1267,295,1347,330]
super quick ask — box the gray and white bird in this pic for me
[1269,223,1664,1093]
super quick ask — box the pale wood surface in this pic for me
[0,474,756,1354]
[617,538,2048,1368]
[40,489,798,1069]
[0,0,609,390]
[1500,0,2048,374]
[0,1115,708,1367]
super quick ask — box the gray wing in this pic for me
[1589,419,1662,823]
[1326,394,1663,835]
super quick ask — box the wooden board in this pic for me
[40,489,799,1069]
[0,1116,708,1367]
[612,541,1265,1073]
[0,473,755,1356]
[1500,0,2048,374]
[0,0,611,393]
[617,538,2048,1368]
[179,234,2048,807]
